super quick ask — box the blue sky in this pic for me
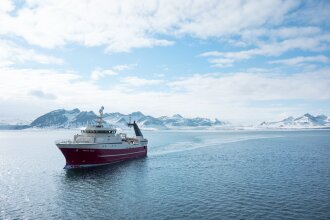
[0,0,329,124]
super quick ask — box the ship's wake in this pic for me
[149,134,283,156]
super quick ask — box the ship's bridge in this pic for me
[82,125,117,134]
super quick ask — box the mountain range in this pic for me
[2,108,226,130]
[1,110,329,130]
[259,113,330,129]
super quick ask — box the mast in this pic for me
[98,106,104,127]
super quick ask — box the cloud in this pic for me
[202,35,330,67]
[1,66,330,123]
[105,39,173,53]
[239,26,322,45]
[0,1,329,124]
[0,67,81,101]
[91,69,119,81]
[0,0,177,52]
[0,0,14,13]
[90,64,136,80]
[112,65,132,71]
[288,1,330,27]
[269,55,330,66]
[29,90,56,99]
[0,0,301,52]
[174,0,298,38]
[0,39,64,67]
[169,70,330,101]
[208,58,236,68]
[120,76,163,86]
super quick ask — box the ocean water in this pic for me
[0,129,329,219]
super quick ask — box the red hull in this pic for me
[58,146,147,169]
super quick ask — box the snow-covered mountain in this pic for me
[0,119,31,130]
[30,108,98,128]
[2,110,329,130]
[160,114,225,128]
[22,108,226,129]
[259,113,330,129]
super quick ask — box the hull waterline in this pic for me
[58,146,147,169]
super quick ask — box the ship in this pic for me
[55,106,148,169]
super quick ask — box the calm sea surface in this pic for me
[0,129,329,219]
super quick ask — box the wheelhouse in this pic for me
[81,129,116,134]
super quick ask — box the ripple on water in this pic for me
[0,130,330,219]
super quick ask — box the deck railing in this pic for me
[55,138,95,144]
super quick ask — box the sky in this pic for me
[0,0,330,124]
